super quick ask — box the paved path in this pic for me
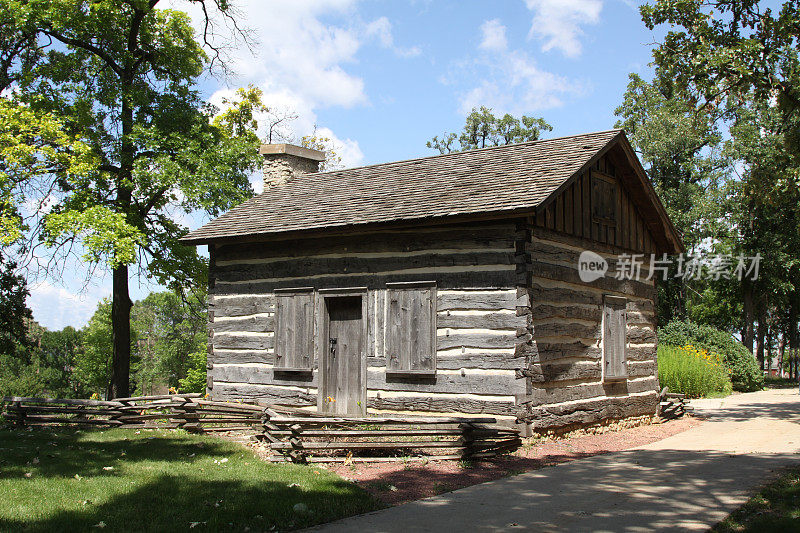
[308,388,800,532]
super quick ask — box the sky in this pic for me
[28,0,666,330]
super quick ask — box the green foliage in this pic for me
[0,254,30,357]
[0,95,97,246]
[178,351,208,394]
[0,428,381,531]
[657,345,732,398]
[0,0,263,395]
[659,320,764,392]
[0,353,49,397]
[132,289,206,394]
[75,299,115,397]
[427,106,552,154]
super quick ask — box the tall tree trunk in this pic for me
[110,265,132,397]
[742,280,755,354]
[110,59,136,398]
[790,300,798,380]
[756,303,766,371]
[778,330,786,378]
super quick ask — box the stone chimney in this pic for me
[260,143,326,190]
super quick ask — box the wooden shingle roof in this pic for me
[183,129,664,245]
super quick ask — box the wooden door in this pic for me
[321,296,365,415]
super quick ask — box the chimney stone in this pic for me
[260,144,326,190]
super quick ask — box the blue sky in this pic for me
[29,0,666,330]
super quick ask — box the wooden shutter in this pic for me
[603,295,628,380]
[274,289,315,371]
[385,282,436,376]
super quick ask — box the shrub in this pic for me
[657,345,733,398]
[658,320,764,392]
[178,351,207,394]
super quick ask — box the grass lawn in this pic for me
[0,427,381,532]
[712,466,800,532]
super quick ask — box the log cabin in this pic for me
[181,130,684,431]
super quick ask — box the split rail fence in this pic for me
[259,408,522,463]
[657,388,693,420]
[1,396,521,463]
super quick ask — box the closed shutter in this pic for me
[603,295,628,380]
[274,289,315,371]
[385,282,436,376]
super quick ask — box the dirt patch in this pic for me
[315,416,702,506]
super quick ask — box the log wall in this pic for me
[207,222,529,421]
[516,222,660,429]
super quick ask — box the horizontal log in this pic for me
[266,415,497,425]
[211,296,275,317]
[115,394,202,402]
[520,392,659,428]
[437,291,528,311]
[210,269,519,295]
[369,369,523,396]
[437,332,520,350]
[212,350,273,365]
[211,365,316,387]
[532,321,600,340]
[368,396,516,416]
[523,361,600,383]
[529,240,653,278]
[530,262,656,300]
[212,383,316,406]
[437,312,528,329]
[215,224,517,263]
[371,352,522,370]
[524,377,659,406]
[213,334,274,351]
[212,315,274,333]
[270,440,465,450]
[214,251,515,283]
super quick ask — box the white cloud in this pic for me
[479,19,508,52]
[28,280,109,330]
[525,0,602,57]
[365,16,422,58]
[458,49,584,114]
[452,19,586,116]
[174,0,381,175]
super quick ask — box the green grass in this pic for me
[0,427,381,532]
[658,344,733,398]
[712,466,800,532]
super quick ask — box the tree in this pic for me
[0,253,30,357]
[639,0,800,360]
[1,1,262,397]
[75,299,117,397]
[614,73,730,323]
[427,107,552,154]
[131,289,206,394]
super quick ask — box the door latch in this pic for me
[329,337,337,358]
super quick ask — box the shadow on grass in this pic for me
[0,428,380,532]
[0,473,371,532]
[0,428,231,480]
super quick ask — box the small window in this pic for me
[274,288,315,372]
[603,295,628,380]
[385,282,436,376]
[592,174,617,223]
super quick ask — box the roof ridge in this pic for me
[299,129,624,179]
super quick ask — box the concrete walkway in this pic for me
[308,388,800,532]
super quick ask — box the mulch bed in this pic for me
[317,416,702,506]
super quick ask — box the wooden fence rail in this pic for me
[657,387,693,420]
[1,395,263,431]
[1,396,522,462]
[257,412,521,463]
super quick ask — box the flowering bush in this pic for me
[658,320,763,392]
[657,344,733,398]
